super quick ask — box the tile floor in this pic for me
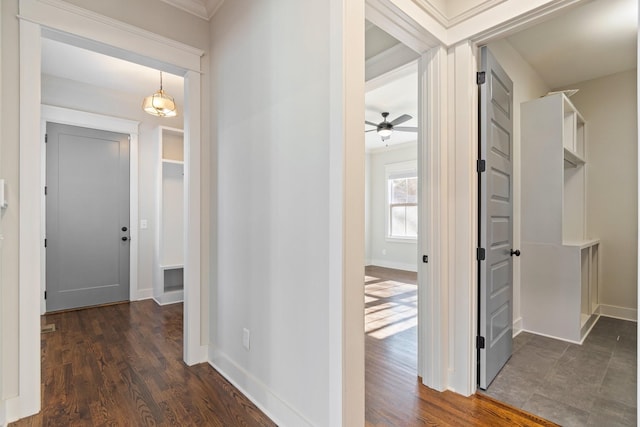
[482,316,637,427]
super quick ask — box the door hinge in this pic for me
[422,255,428,263]
[44,291,47,300]
[476,71,486,85]
[476,247,486,261]
[477,159,486,173]
[476,336,486,349]
[44,238,47,248]
[44,186,47,195]
[45,134,48,143]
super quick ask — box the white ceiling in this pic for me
[364,0,637,151]
[505,0,637,89]
[41,38,184,105]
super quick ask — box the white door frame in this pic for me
[13,0,205,420]
[40,105,140,315]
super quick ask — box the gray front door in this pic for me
[478,46,514,389]
[46,122,130,312]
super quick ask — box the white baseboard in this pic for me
[208,350,313,427]
[596,304,637,322]
[512,317,523,337]
[134,288,154,301]
[368,258,417,272]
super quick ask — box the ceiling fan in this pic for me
[365,112,418,140]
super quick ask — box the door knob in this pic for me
[510,249,521,257]
[122,226,128,232]
[122,236,128,241]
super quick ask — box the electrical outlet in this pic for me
[140,219,148,229]
[242,328,250,350]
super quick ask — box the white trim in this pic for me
[14,19,42,422]
[368,259,418,272]
[366,0,444,53]
[418,46,448,390]
[40,105,141,315]
[596,304,638,322]
[16,2,205,421]
[329,0,365,424]
[135,288,154,300]
[159,0,225,21]
[446,41,478,396]
[209,352,313,427]
[182,70,206,365]
[410,0,508,29]
[512,317,523,336]
[19,0,204,72]
[365,44,419,82]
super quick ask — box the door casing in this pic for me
[40,106,140,315]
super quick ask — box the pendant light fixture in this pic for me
[142,71,177,117]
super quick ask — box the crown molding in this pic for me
[411,0,508,28]
[160,0,225,20]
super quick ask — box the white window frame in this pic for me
[385,160,418,242]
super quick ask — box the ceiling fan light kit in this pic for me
[142,71,177,117]
[365,111,418,141]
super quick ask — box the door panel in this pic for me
[479,46,514,389]
[46,123,130,312]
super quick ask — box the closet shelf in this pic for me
[563,148,585,168]
[563,238,600,249]
[162,159,184,165]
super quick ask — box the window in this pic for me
[386,161,417,240]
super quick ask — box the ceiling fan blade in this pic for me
[365,129,377,133]
[394,126,418,132]
[365,121,379,127]
[390,114,412,126]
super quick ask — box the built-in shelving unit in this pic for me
[154,126,184,305]
[521,93,599,343]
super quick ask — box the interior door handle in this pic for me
[122,236,128,241]
[510,249,521,257]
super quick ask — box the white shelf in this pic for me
[563,148,585,168]
[162,159,184,165]
[521,93,598,343]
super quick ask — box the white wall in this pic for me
[42,74,182,299]
[1,0,19,401]
[561,69,638,312]
[485,39,550,331]
[209,1,337,425]
[365,142,418,271]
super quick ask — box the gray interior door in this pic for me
[46,122,130,312]
[478,46,515,389]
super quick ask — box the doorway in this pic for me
[17,3,206,415]
[476,0,637,423]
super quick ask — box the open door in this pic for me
[478,46,516,389]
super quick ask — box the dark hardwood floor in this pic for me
[364,265,559,426]
[11,300,275,427]
[11,270,560,427]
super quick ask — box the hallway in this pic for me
[11,301,275,426]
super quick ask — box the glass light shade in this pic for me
[142,89,177,117]
[377,128,393,138]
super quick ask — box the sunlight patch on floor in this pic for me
[365,276,417,339]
